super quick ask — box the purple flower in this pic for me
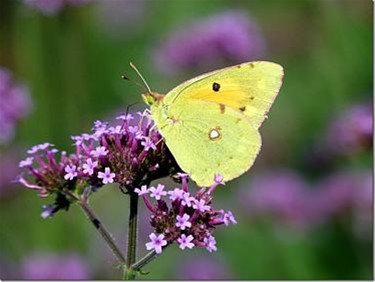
[204,235,217,252]
[116,113,134,121]
[239,168,372,235]
[149,184,167,200]
[90,146,108,157]
[64,165,78,180]
[19,157,34,168]
[175,213,192,230]
[324,102,372,157]
[238,169,313,229]
[181,192,195,207]
[154,10,265,75]
[192,198,211,212]
[141,136,157,151]
[214,174,225,185]
[0,67,32,144]
[145,233,167,254]
[177,234,194,250]
[19,110,179,214]
[134,185,149,196]
[82,158,98,176]
[23,0,90,16]
[18,109,185,222]
[141,175,235,253]
[41,205,55,219]
[168,188,184,201]
[98,167,116,184]
[22,252,90,279]
[222,210,237,226]
[107,125,123,134]
[313,170,372,225]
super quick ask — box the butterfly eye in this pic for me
[212,82,220,92]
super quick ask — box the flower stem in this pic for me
[77,199,126,265]
[124,192,139,279]
[131,250,158,271]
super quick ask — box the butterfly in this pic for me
[140,61,284,187]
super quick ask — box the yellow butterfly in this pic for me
[140,61,284,187]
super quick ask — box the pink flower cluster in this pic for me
[18,111,179,217]
[136,174,237,254]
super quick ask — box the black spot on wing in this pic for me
[212,82,220,92]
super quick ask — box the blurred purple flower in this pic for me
[23,0,90,16]
[238,170,313,229]
[154,10,265,75]
[239,168,372,235]
[0,67,32,144]
[313,170,372,236]
[324,102,372,157]
[22,252,90,279]
[176,256,233,279]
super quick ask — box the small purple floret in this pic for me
[177,234,194,250]
[97,167,115,184]
[149,184,167,200]
[175,213,192,230]
[134,185,149,196]
[19,157,34,168]
[145,233,167,254]
[64,165,78,180]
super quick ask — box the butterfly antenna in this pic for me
[121,74,149,92]
[129,62,152,93]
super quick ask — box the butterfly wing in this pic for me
[151,99,261,187]
[164,61,284,129]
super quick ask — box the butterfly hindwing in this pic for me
[152,99,261,187]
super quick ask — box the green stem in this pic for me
[124,192,139,279]
[131,250,159,271]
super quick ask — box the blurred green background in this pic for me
[0,0,372,279]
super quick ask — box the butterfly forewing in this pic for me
[165,61,284,129]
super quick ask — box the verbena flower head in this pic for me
[325,102,372,156]
[18,111,180,217]
[154,10,265,75]
[238,169,372,234]
[0,67,32,144]
[140,174,237,254]
[23,0,90,16]
[237,169,314,229]
[313,170,372,225]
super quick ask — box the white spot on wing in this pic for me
[209,128,220,140]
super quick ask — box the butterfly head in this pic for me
[142,92,164,106]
